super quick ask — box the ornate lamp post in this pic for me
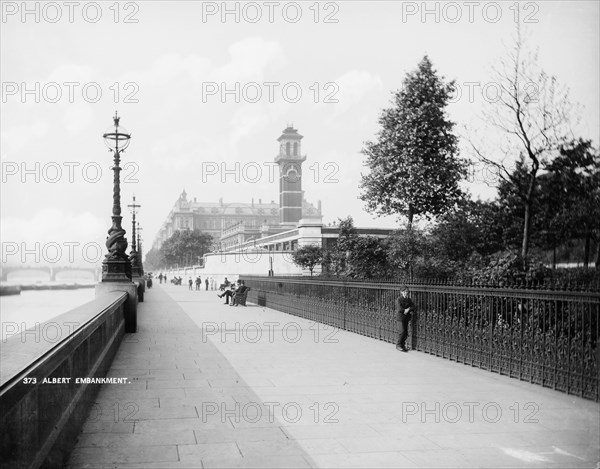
[100,112,132,281]
[128,195,142,278]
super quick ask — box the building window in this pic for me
[293,142,298,156]
[286,142,291,156]
[271,209,278,215]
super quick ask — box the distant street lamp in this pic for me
[101,112,132,281]
[128,195,142,277]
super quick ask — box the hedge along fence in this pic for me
[242,276,600,401]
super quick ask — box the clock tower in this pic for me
[275,125,306,226]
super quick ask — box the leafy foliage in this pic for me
[160,229,213,268]
[144,247,165,271]
[431,199,505,261]
[466,251,551,286]
[494,140,600,267]
[387,229,431,273]
[537,140,600,266]
[360,56,465,228]
[336,216,359,252]
[346,236,393,279]
[324,216,359,275]
[292,245,324,276]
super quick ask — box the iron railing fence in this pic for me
[253,274,600,292]
[242,276,600,401]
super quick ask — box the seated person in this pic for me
[219,277,231,291]
[231,280,250,306]
[217,283,235,304]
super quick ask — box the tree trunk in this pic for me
[406,206,415,277]
[407,206,414,231]
[521,167,538,267]
[583,230,591,269]
[521,201,532,266]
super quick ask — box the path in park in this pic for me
[67,284,599,468]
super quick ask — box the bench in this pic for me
[232,288,250,306]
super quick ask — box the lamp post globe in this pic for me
[103,114,131,152]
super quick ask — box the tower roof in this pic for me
[277,126,303,141]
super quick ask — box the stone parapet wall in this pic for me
[0,291,129,468]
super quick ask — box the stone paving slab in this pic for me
[67,284,600,468]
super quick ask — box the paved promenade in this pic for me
[67,284,599,468]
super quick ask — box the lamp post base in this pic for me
[101,259,132,282]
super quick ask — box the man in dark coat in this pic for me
[231,280,250,306]
[396,286,415,352]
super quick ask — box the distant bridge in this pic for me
[0,265,101,282]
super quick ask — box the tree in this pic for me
[387,229,431,279]
[470,28,577,264]
[144,247,165,271]
[537,140,600,268]
[160,229,213,268]
[327,216,359,276]
[360,55,465,230]
[292,245,324,276]
[495,158,539,251]
[346,236,393,279]
[431,199,505,262]
[336,216,358,252]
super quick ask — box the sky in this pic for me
[1,0,598,267]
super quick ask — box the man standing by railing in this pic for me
[396,286,415,352]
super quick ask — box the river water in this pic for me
[1,286,95,341]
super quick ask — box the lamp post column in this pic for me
[101,112,132,282]
[128,195,145,301]
[96,112,138,333]
[128,195,142,277]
